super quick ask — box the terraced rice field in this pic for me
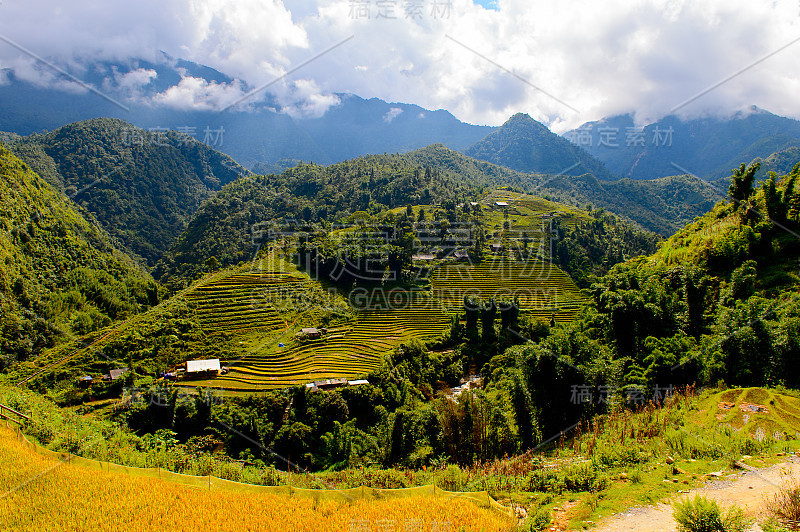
[185,273,309,335]
[430,258,588,320]
[214,295,451,391]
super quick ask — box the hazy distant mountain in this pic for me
[0,56,493,169]
[465,113,616,180]
[565,108,800,180]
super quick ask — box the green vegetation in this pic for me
[157,144,708,289]
[0,142,161,370]
[155,154,484,286]
[8,118,246,265]
[19,183,658,394]
[4,115,800,531]
[3,382,799,532]
[672,495,752,532]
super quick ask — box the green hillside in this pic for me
[156,146,704,288]
[154,152,497,286]
[0,142,161,371]
[23,189,631,393]
[404,144,721,235]
[7,118,247,266]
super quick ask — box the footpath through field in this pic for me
[589,456,800,532]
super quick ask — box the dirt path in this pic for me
[591,456,800,532]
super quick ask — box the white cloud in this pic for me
[278,79,341,118]
[152,76,248,111]
[383,107,403,123]
[7,57,90,94]
[114,68,157,91]
[0,0,799,127]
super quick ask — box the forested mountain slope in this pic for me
[0,142,161,370]
[465,113,615,180]
[7,118,247,266]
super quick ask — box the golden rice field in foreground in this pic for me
[0,427,511,532]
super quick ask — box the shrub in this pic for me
[765,476,800,529]
[672,495,752,532]
[440,464,468,491]
[525,468,563,493]
[524,507,551,531]
[562,463,608,492]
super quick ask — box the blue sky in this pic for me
[472,0,500,10]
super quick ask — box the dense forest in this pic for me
[155,156,483,286]
[0,143,162,369]
[8,118,246,265]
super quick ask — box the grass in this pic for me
[764,475,800,530]
[673,495,753,532]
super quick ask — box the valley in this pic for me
[1,18,800,529]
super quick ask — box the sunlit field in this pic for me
[0,426,512,532]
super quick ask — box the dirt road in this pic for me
[591,457,800,532]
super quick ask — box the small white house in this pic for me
[186,359,221,375]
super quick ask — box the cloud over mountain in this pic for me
[0,0,798,128]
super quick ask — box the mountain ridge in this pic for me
[0,141,161,369]
[465,113,616,180]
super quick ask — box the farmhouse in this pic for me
[186,359,221,376]
[102,368,128,382]
[308,378,348,391]
[450,375,483,398]
[490,243,503,253]
[300,327,322,339]
[494,201,509,208]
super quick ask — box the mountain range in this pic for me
[7,119,247,266]
[2,56,799,183]
[0,56,491,170]
[565,107,800,180]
